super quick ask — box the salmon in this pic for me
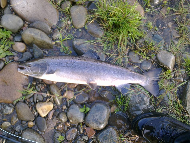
[18,56,161,96]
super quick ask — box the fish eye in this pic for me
[18,65,26,70]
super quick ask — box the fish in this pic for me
[17,56,161,96]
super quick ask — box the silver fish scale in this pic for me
[0,128,38,143]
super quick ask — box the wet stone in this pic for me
[1,14,23,33]
[12,42,26,53]
[22,128,45,143]
[97,127,119,143]
[70,5,87,29]
[157,50,175,71]
[11,0,59,26]
[87,21,104,38]
[0,63,29,103]
[66,128,77,141]
[30,21,51,35]
[15,102,34,121]
[36,102,53,117]
[17,52,33,62]
[108,112,130,130]
[85,103,110,130]
[73,39,94,55]
[58,112,67,123]
[128,51,141,63]
[67,104,84,124]
[140,60,152,70]
[73,92,89,104]
[2,104,14,115]
[36,117,47,132]
[22,28,53,49]
[0,60,5,70]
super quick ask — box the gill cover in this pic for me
[18,61,48,77]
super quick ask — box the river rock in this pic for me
[0,60,5,70]
[2,104,14,115]
[22,128,45,143]
[85,103,110,130]
[17,52,33,62]
[12,42,26,53]
[36,102,53,117]
[73,92,89,104]
[1,0,7,8]
[36,117,47,132]
[1,14,23,33]
[4,5,12,14]
[66,128,77,141]
[67,104,84,124]
[87,21,104,38]
[33,44,44,59]
[10,0,59,26]
[73,39,94,55]
[50,84,62,105]
[128,51,141,63]
[0,62,28,103]
[141,60,152,70]
[30,21,51,35]
[61,1,71,10]
[22,28,53,49]
[70,6,87,29]
[15,102,34,121]
[127,0,144,17]
[63,90,74,100]
[157,50,175,71]
[58,112,67,123]
[97,127,119,143]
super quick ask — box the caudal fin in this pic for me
[142,68,162,97]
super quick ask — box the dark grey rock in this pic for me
[157,50,175,71]
[73,39,94,55]
[0,60,5,70]
[152,34,164,48]
[17,52,33,62]
[108,112,130,130]
[22,128,45,143]
[85,103,110,130]
[14,34,22,42]
[10,0,59,26]
[128,51,141,63]
[70,6,87,29]
[87,21,104,38]
[67,104,84,124]
[4,5,12,14]
[15,102,34,121]
[1,14,23,33]
[58,112,67,123]
[33,44,44,59]
[30,21,51,35]
[97,127,119,143]
[128,90,152,116]
[2,104,14,115]
[66,128,77,141]
[22,28,53,49]
[140,60,152,70]
[36,117,47,132]
[74,92,89,104]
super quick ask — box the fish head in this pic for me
[18,61,48,77]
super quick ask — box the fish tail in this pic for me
[141,68,162,97]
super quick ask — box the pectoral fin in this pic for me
[116,84,131,95]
